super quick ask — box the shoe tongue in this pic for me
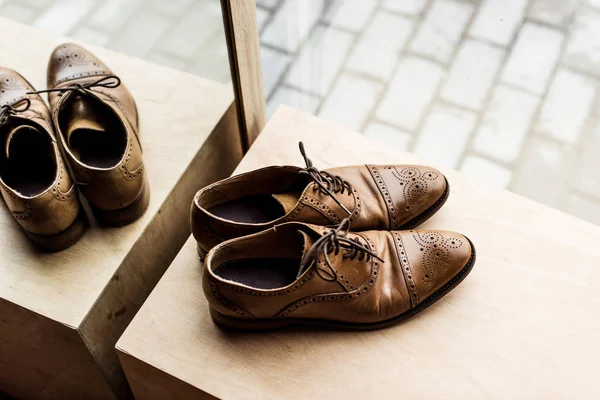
[297,229,315,260]
[64,96,106,147]
[4,124,44,158]
[295,229,315,279]
[272,192,302,214]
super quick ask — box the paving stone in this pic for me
[412,104,477,168]
[262,47,291,98]
[284,25,353,96]
[564,6,600,77]
[111,10,172,58]
[149,0,193,18]
[147,51,189,71]
[528,0,579,28]
[257,0,280,9]
[575,124,600,199]
[512,136,576,208]
[188,44,231,84]
[469,0,528,46]
[20,0,51,7]
[318,74,382,132]
[441,39,504,109]
[323,0,376,32]
[87,0,142,33]
[363,122,412,151]
[0,1,37,23]
[267,86,321,117]
[501,23,564,94]
[157,2,223,61]
[408,0,474,63]
[346,11,414,81]
[563,194,600,226]
[535,69,596,145]
[382,0,427,15]
[262,0,325,53]
[472,86,539,163]
[460,154,512,188]
[32,0,96,35]
[69,25,111,47]
[256,6,270,31]
[417,112,473,167]
[375,56,444,131]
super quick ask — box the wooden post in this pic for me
[221,0,267,151]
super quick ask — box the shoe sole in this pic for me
[24,210,88,252]
[399,177,450,230]
[92,181,150,226]
[209,237,476,331]
[198,244,208,261]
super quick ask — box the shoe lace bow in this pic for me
[297,218,384,281]
[298,141,353,215]
[0,98,31,125]
[27,75,121,97]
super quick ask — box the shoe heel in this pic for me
[197,244,208,262]
[25,211,88,252]
[209,308,289,331]
[93,183,150,226]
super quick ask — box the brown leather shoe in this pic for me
[203,219,475,330]
[192,142,449,256]
[39,43,148,226]
[0,67,86,251]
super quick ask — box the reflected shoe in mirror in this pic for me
[192,142,449,256]
[38,43,148,226]
[203,219,475,330]
[0,67,86,251]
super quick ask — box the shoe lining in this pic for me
[209,195,286,223]
[207,180,307,223]
[71,127,126,168]
[0,125,56,196]
[215,257,301,290]
[59,95,127,169]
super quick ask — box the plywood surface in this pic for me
[117,106,600,399]
[0,17,234,327]
[221,0,266,149]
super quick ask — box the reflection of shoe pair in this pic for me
[192,143,476,330]
[0,43,147,251]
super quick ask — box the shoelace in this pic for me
[26,75,121,97]
[297,218,384,281]
[298,141,353,215]
[0,98,31,125]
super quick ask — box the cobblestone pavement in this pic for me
[2,0,599,226]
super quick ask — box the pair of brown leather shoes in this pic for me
[0,43,147,252]
[192,143,475,330]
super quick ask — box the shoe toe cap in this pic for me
[47,43,111,87]
[399,230,474,304]
[379,165,448,228]
[0,67,33,104]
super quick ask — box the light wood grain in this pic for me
[0,17,239,400]
[221,0,266,149]
[117,105,600,399]
[118,351,217,400]
[1,299,116,400]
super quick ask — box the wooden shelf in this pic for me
[117,105,600,399]
[0,18,241,400]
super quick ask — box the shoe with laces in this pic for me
[0,67,86,251]
[34,43,148,226]
[192,142,449,257]
[203,219,475,330]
